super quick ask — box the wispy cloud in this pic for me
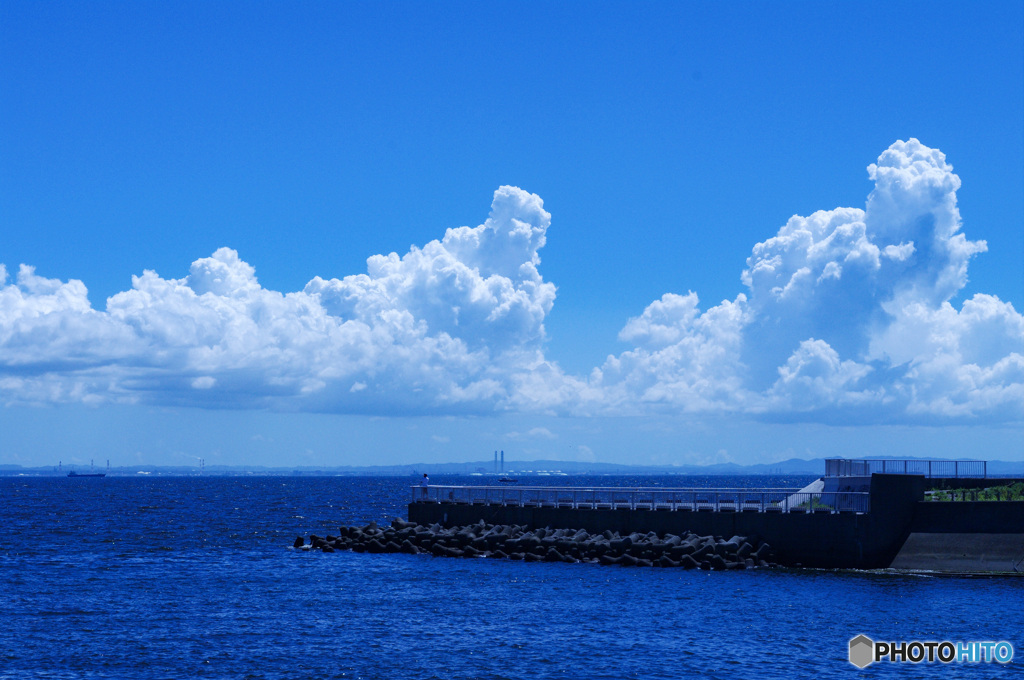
[1,140,1021,424]
[505,427,558,440]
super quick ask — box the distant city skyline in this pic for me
[15,452,1024,478]
[2,3,1022,467]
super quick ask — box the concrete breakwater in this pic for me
[407,473,1024,572]
[408,476,920,569]
[294,519,780,570]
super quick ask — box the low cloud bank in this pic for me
[2,140,1021,423]
[1,186,564,414]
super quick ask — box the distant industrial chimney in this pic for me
[494,450,498,473]
[500,450,504,472]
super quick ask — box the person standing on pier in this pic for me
[420,473,429,498]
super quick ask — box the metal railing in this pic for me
[825,458,988,479]
[411,485,870,514]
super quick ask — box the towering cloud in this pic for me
[593,139,1023,422]
[1,140,1021,423]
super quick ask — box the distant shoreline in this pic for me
[3,456,1022,478]
[5,468,825,478]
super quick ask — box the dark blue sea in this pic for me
[1,475,1020,679]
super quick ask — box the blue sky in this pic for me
[1,2,1022,469]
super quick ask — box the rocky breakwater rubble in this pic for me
[295,519,779,570]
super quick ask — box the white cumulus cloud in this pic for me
[591,139,1023,423]
[592,292,750,414]
[0,187,562,413]
[1,140,1021,425]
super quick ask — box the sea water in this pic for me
[1,476,1020,679]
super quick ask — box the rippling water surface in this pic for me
[1,475,1020,679]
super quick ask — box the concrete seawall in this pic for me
[410,474,936,569]
[888,500,1024,572]
[890,534,1024,572]
[410,476,1024,571]
[911,500,1024,533]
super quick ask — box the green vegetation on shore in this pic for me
[927,482,1024,502]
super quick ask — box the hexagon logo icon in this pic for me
[849,635,874,669]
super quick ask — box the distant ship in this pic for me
[67,459,107,478]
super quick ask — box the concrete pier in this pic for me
[409,468,1024,572]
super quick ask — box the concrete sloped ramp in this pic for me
[781,478,824,508]
[890,533,1024,573]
